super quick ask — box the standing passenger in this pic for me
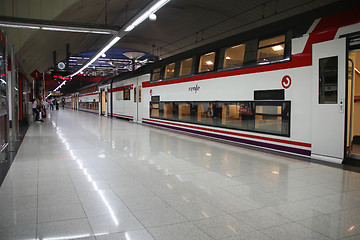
[49,98,54,110]
[32,98,43,122]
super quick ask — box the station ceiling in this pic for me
[0,0,357,79]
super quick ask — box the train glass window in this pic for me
[254,102,290,135]
[124,87,130,100]
[152,68,161,81]
[257,35,286,63]
[134,87,137,102]
[164,63,176,79]
[223,44,246,69]
[180,58,193,76]
[196,103,212,124]
[164,102,176,120]
[178,103,191,120]
[199,52,216,73]
[150,100,290,136]
[139,86,141,103]
[319,56,338,104]
[151,103,160,117]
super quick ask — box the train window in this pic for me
[152,68,161,81]
[179,58,193,76]
[198,52,216,73]
[164,63,176,79]
[151,103,160,117]
[134,87,137,102]
[319,56,338,104]
[254,104,286,135]
[164,102,175,120]
[178,103,191,121]
[124,87,130,100]
[257,35,286,63]
[139,86,141,103]
[150,100,290,136]
[223,44,246,69]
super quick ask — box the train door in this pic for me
[133,79,142,123]
[346,37,360,160]
[100,89,106,115]
[119,84,124,114]
[311,38,346,163]
[136,74,148,123]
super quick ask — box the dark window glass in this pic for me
[319,56,338,104]
[254,89,284,100]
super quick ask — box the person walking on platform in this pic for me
[56,100,59,110]
[32,98,43,122]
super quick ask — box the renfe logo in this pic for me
[189,84,200,93]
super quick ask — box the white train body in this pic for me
[76,8,360,164]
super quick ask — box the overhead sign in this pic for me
[31,69,41,80]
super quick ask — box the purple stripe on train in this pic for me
[143,120,311,156]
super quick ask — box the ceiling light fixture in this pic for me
[124,0,170,32]
[272,45,283,51]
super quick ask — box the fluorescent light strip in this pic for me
[70,36,120,77]
[42,27,91,33]
[0,23,112,34]
[125,0,170,32]
[0,23,40,29]
[42,27,111,34]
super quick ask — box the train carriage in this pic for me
[77,84,100,114]
[89,8,360,164]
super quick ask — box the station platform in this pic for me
[1,109,360,240]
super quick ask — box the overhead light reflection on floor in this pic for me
[201,211,210,218]
[54,127,120,226]
[227,225,238,235]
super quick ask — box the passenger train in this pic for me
[69,7,360,164]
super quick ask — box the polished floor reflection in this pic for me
[1,109,360,240]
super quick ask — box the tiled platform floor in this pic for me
[1,109,360,240]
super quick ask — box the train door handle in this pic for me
[339,98,344,113]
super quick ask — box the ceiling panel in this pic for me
[0,0,356,78]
